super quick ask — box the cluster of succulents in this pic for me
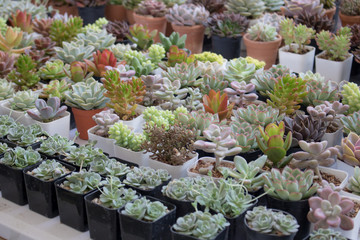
[341,110,360,135]
[340,0,360,16]
[7,124,46,147]
[341,82,360,114]
[61,170,105,194]
[38,134,76,157]
[7,54,40,90]
[109,122,145,151]
[90,157,131,178]
[64,143,105,167]
[225,0,265,19]
[49,17,84,46]
[123,166,171,190]
[9,90,38,111]
[28,160,70,181]
[224,57,257,83]
[166,4,209,26]
[206,12,249,38]
[121,197,168,221]
[247,23,278,42]
[309,228,347,240]
[75,29,116,51]
[136,0,167,17]
[1,146,42,169]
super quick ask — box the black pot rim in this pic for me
[266,193,312,204]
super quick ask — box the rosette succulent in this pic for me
[247,23,278,42]
[90,157,131,178]
[337,132,360,166]
[0,50,15,78]
[121,197,168,222]
[7,54,40,90]
[309,228,347,240]
[75,29,116,51]
[225,0,265,19]
[64,144,105,168]
[40,79,71,102]
[105,21,129,42]
[27,97,68,123]
[0,78,15,100]
[54,40,95,64]
[224,57,257,83]
[91,109,119,137]
[61,170,105,194]
[1,146,42,169]
[341,110,360,135]
[38,59,66,81]
[206,12,249,38]
[136,0,167,17]
[224,81,258,108]
[9,90,38,111]
[28,159,70,181]
[123,166,171,190]
[166,4,209,26]
[38,134,76,157]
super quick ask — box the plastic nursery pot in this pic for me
[71,107,105,140]
[65,105,77,130]
[85,189,125,240]
[239,150,263,163]
[55,178,97,232]
[266,195,310,240]
[211,35,241,60]
[171,225,229,240]
[118,196,176,240]
[23,161,76,218]
[105,4,126,22]
[244,209,297,240]
[125,179,170,201]
[163,195,194,219]
[0,162,42,205]
[77,5,105,25]
[133,13,167,43]
[249,187,267,206]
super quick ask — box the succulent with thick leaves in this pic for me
[194,124,242,171]
[92,109,119,137]
[337,132,360,167]
[34,37,56,56]
[341,82,360,114]
[65,144,105,168]
[0,117,17,138]
[263,166,319,201]
[33,18,53,37]
[197,61,226,78]
[40,79,71,102]
[225,0,265,19]
[308,186,354,230]
[166,4,209,26]
[284,0,325,18]
[0,143,9,155]
[309,228,347,240]
[136,0,167,17]
[124,166,171,190]
[266,75,308,115]
[64,61,93,83]
[122,197,168,222]
[263,0,284,12]
[224,57,257,83]
[292,140,338,179]
[159,32,186,53]
[143,106,176,129]
[295,10,333,34]
[49,17,83,46]
[74,0,107,7]
[162,63,201,88]
[257,13,285,32]
[340,0,360,16]
[27,97,67,123]
[192,0,224,14]
[256,121,293,168]
[84,49,117,77]
[199,73,228,95]
[105,64,136,82]
[230,121,258,153]
[105,21,129,42]
[75,29,116,51]
[29,160,69,181]
[64,78,109,110]
[148,44,165,66]
[24,48,50,69]
[109,43,132,60]
[245,206,299,236]
[220,155,267,192]
[9,10,33,33]
[123,0,142,10]
[54,40,95,64]
[109,122,145,151]
[247,23,278,42]
[341,111,360,135]
[194,52,224,64]
[347,166,360,196]
[90,158,131,178]
[350,24,360,49]
[0,51,15,78]
[39,60,67,81]
[224,81,258,109]
[173,211,229,240]
[6,124,43,147]
[126,24,157,51]
[61,170,104,194]
[38,134,76,157]
[206,12,249,38]
[128,55,153,78]
[10,90,38,111]
[203,90,233,122]
[0,79,15,100]
[165,45,195,68]
[0,146,42,169]
[141,75,163,106]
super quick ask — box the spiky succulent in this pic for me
[247,23,278,42]
[105,21,129,42]
[206,12,249,38]
[0,78,14,100]
[263,166,319,201]
[27,97,68,123]
[122,197,168,222]
[225,0,265,19]
[54,40,95,64]
[309,228,347,240]
[75,29,116,51]
[109,122,145,152]
[61,170,105,194]
[9,90,38,111]
[49,17,84,46]
[7,54,40,90]
[166,4,209,26]
[84,49,117,77]
[28,159,70,181]
[136,0,167,17]
[0,50,15,78]
[340,0,360,16]
[341,82,360,114]
[64,78,109,110]
[224,57,257,83]
[90,157,131,178]
[38,134,76,157]
[0,146,42,169]
[123,166,171,190]
[337,132,360,167]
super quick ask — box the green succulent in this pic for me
[0,78,15,100]
[143,106,175,130]
[0,115,17,138]
[263,166,319,201]
[159,32,186,52]
[109,43,132,60]
[54,40,95,64]
[39,60,67,81]
[64,78,109,110]
[230,121,258,153]
[38,134,76,156]
[126,24,156,51]
[310,228,347,240]
[198,73,228,95]
[61,170,105,194]
[194,52,224,64]
[341,82,360,114]
[224,57,257,83]
[109,122,145,152]
[122,197,168,222]
[40,79,71,102]
[162,62,201,88]
[0,146,42,169]
[28,159,70,181]
[124,166,171,190]
[9,90,38,111]
[263,0,284,12]
[129,56,153,77]
[64,144,105,168]
[7,54,40,90]
[0,142,9,154]
[90,157,131,178]
[123,0,142,10]
[7,124,45,146]
[124,49,148,65]
[247,23,278,42]
[49,17,84,46]
[75,29,116,51]
[347,166,360,196]
[148,44,166,66]
[341,110,360,134]
[225,0,265,19]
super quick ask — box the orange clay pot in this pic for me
[339,12,360,26]
[105,4,126,22]
[171,24,205,54]
[71,107,105,140]
[324,7,336,20]
[133,13,167,42]
[126,9,135,25]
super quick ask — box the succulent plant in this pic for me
[38,60,67,81]
[33,18,53,37]
[8,10,33,33]
[247,23,278,42]
[192,0,225,14]
[122,197,168,222]
[350,24,360,49]
[166,4,209,26]
[126,24,157,51]
[245,206,299,236]
[142,123,196,166]
[148,44,166,66]
[266,75,308,115]
[141,75,163,106]
[90,157,131,178]
[264,166,319,201]
[123,0,142,10]
[84,49,117,77]
[263,0,284,12]
[172,211,229,240]
[109,122,145,152]
[0,51,15,78]
[34,37,56,58]
[105,21,129,42]
[143,106,175,129]
[224,57,257,83]
[159,32,186,53]
[64,78,109,110]
[225,0,265,19]
[65,143,105,168]
[54,40,95,64]
[27,97,68,123]
[0,27,31,54]
[61,170,105,194]
[38,134,76,156]
[124,166,171,190]
[40,79,71,102]
[308,186,354,230]
[63,61,92,83]
[256,13,285,32]
[163,45,195,68]
[203,90,233,122]
[309,228,347,240]
[341,82,360,114]
[346,166,360,196]
[341,110,360,135]
[337,132,360,166]
[0,146,42,169]
[194,52,224,64]
[162,63,200,88]
[0,116,17,138]
[73,0,107,7]
[0,78,15,100]
[91,109,120,137]
[198,73,228,95]
[108,43,132,60]
[75,29,116,51]
[0,142,9,155]
[229,121,258,153]
[28,159,70,181]
[136,0,167,17]
[224,81,258,109]
[9,90,38,111]
[194,124,242,171]
[7,54,40,90]
[320,0,335,9]
[340,0,360,16]
[206,12,249,38]
[7,124,45,147]
[49,17,84,46]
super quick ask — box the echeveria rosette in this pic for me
[347,167,360,195]
[308,187,354,231]
[338,132,360,167]
[27,97,67,122]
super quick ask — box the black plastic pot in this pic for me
[126,180,170,200]
[350,57,360,81]
[55,178,97,232]
[249,187,267,206]
[171,225,229,240]
[23,161,75,218]
[244,208,297,240]
[1,138,43,150]
[78,5,105,25]
[112,156,139,168]
[85,189,122,240]
[118,196,176,240]
[266,195,310,240]
[163,195,194,219]
[0,163,38,205]
[65,105,76,130]
[239,150,263,162]
[212,35,241,60]
[309,39,321,56]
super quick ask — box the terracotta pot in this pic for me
[105,4,126,22]
[51,4,79,16]
[243,33,282,69]
[171,24,205,54]
[339,12,360,26]
[126,9,135,25]
[165,21,174,36]
[133,13,167,42]
[324,7,336,20]
[71,107,105,140]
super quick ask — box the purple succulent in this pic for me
[27,97,67,122]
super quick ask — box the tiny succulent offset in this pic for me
[28,160,70,181]
[27,97,67,123]
[121,197,168,222]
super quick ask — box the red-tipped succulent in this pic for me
[203,89,234,121]
[9,10,33,33]
[84,49,117,77]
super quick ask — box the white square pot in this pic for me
[315,52,353,83]
[321,127,343,148]
[318,166,349,190]
[87,125,116,156]
[26,111,70,139]
[113,144,149,166]
[1,101,32,126]
[278,44,315,73]
[148,153,198,179]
